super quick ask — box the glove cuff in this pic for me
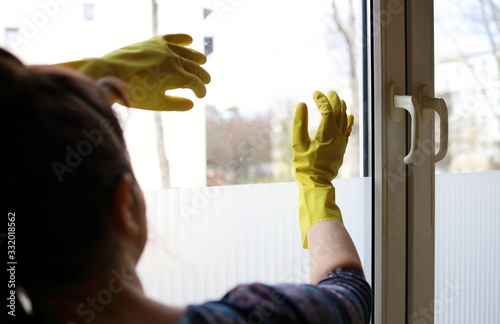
[56,58,111,80]
[298,185,342,249]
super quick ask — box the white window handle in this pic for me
[419,85,449,162]
[389,82,421,164]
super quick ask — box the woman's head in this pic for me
[2,48,146,304]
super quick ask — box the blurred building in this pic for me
[0,0,208,189]
[435,50,500,173]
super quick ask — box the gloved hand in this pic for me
[292,90,354,248]
[57,34,211,111]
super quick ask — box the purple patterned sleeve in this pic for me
[177,267,372,324]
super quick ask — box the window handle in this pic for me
[389,82,421,164]
[419,85,449,162]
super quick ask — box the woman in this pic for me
[3,45,372,323]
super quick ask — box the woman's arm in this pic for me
[308,220,362,284]
[292,90,363,284]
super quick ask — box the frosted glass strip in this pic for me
[435,171,500,324]
[137,178,371,305]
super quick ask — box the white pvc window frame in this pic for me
[372,0,436,323]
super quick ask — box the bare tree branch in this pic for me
[331,0,359,111]
[437,1,500,121]
[479,0,500,76]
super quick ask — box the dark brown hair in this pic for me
[2,47,132,307]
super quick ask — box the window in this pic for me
[204,36,213,56]
[83,3,95,21]
[434,1,500,322]
[4,0,498,322]
[4,28,19,48]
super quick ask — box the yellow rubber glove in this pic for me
[292,90,354,249]
[57,34,211,111]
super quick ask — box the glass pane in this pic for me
[434,0,500,174]
[118,0,369,189]
[134,0,372,305]
[199,0,366,186]
[434,1,500,323]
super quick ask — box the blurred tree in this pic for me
[206,105,272,184]
[327,0,362,177]
[269,100,296,182]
